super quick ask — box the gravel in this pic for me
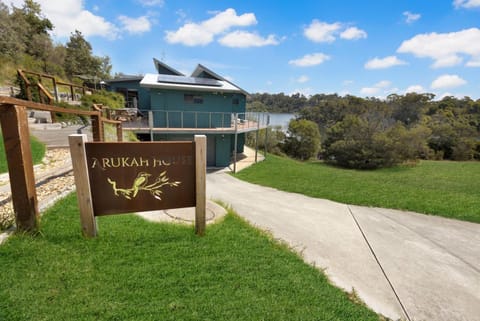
[0,148,74,230]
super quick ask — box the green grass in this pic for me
[0,134,46,173]
[0,193,381,321]
[235,154,480,223]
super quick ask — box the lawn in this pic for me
[0,133,46,173]
[0,193,382,321]
[235,154,480,223]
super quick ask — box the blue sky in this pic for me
[4,0,480,99]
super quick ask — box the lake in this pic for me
[268,113,295,131]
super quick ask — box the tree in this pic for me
[10,0,53,58]
[387,93,434,126]
[283,119,321,160]
[64,30,111,80]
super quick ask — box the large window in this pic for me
[184,94,203,104]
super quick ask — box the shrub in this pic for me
[245,126,285,156]
[282,119,321,160]
[80,89,124,109]
[323,116,431,169]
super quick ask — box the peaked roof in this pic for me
[191,64,249,96]
[153,58,184,76]
[140,62,249,96]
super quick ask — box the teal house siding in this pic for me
[150,89,241,128]
[107,79,151,110]
[108,61,250,167]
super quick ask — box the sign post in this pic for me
[69,134,207,237]
[194,135,206,236]
[69,135,97,237]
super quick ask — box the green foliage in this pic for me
[283,119,321,160]
[323,115,397,169]
[0,194,380,320]
[235,154,480,223]
[0,1,111,87]
[249,93,480,165]
[64,30,111,80]
[81,90,125,109]
[245,126,285,156]
[0,134,45,174]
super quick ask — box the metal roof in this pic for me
[140,73,244,94]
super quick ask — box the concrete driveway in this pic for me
[207,171,480,321]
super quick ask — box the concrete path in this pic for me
[206,171,480,321]
[30,125,92,147]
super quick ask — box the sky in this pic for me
[3,0,480,100]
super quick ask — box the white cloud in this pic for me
[360,87,379,95]
[453,0,480,8]
[7,0,119,39]
[340,27,367,40]
[397,28,480,68]
[403,11,421,24]
[364,55,407,69]
[165,23,214,46]
[289,53,330,67]
[218,31,279,48]
[360,80,395,97]
[137,0,164,6]
[118,15,151,34]
[375,80,391,88]
[304,20,342,43]
[405,85,425,93]
[304,19,367,43]
[343,80,354,86]
[431,74,467,89]
[165,8,261,46]
[466,57,480,67]
[296,75,309,83]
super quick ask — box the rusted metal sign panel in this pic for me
[85,141,196,216]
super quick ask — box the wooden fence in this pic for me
[0,96,122,232]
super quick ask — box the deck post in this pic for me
[148,110,153,141]
[233,113,238,173]
[264,125,268,157]
[255,113,260,163]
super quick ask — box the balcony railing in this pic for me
[120,110,269,133]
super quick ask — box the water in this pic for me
[268,113,295,131]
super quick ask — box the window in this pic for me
[184,94,203,104]
[232,98,239,105]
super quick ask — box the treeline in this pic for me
[0,0,111,86]
[248,92,480,168]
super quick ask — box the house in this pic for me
[107,59,267,167]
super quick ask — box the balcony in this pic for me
[119,110,269,135]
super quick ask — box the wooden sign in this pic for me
[69,134,206,237]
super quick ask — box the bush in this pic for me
[80,89,124,109]
[323,116,431,169]
[282,119,321,160]
[245,126,285,156]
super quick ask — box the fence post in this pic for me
[0,104,39,232]
[91,112,103,141]
[116,122,123,142]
